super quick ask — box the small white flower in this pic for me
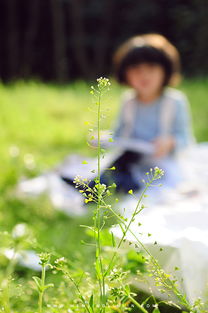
[24,153,35,170]
[9,145,20,158]
[12,223,28,238]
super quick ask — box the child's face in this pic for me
[125,63,165,99]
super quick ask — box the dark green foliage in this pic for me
[0,0,208,81]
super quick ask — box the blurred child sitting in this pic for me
[100,34,194,192]
[18,34,195,214]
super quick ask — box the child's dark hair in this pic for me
[113,34,181,87]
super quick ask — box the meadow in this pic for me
[0,78,208,312]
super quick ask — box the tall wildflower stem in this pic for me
[96,91,105,306]
[93,79,110,311]
[38,263,46,313]
[97,93,101,182]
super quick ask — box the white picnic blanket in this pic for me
[17,150,122,216]
[112,143,208,304]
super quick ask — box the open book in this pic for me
[58,136,154,181]
[89,130,154,154]
[104,137,154,154]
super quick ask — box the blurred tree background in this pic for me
[0,0,208,82]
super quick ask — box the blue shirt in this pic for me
[114,88,193,152]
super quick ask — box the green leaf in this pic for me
[43,283,54,291]
[95,256,102,280]
[111,232,116,247]
[89,294,94,309]
[32,276,41,289]
[124,284,130,295]
[152,308,161,313]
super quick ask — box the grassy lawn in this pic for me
[0,78,208,311]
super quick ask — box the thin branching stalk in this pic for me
[100,193,192,312]
[95,82,107,311]
[38,264,45,313]
[105,184,150,276]
[67,274,92,313]
[96,169,193,312]
[127,295,148,313]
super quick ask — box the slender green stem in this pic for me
[117,185,148,249]
[128,231,191,310]
[67,273,91,313]
[38,264,46,313]
[2,249,18,313]
[105,184,149,276]
[97,91,101,181]
[38,292,43,313]
[95,91,106,311]
[128,295,148,313]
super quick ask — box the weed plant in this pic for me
[66,77,207,313]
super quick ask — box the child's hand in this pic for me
[153,136,175,158]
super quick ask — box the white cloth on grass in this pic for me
[17,150,123,216]
[17,172,85,216]
[111,142,208,304]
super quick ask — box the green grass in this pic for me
[181,78,208,141]
[0,78,208,311]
